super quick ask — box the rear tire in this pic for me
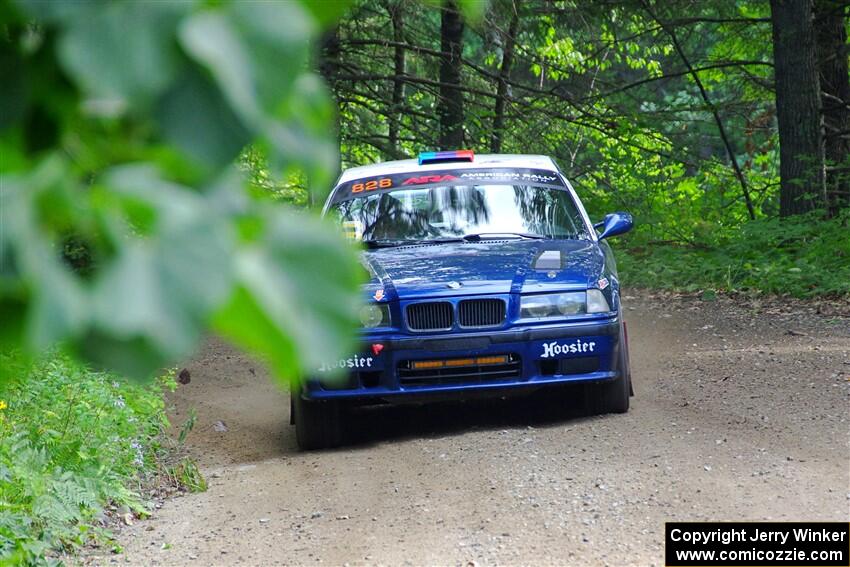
[292,388,343,450]
[583,324,631,415]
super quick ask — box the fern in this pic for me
[0,354,171,565]
[52,478,99,511]
[32,493,78,526]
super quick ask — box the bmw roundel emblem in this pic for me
[447,281,462,289]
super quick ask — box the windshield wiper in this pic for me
[462,232,547,241]
[363,239,409,249]
[363,238,460,248]
[364,233,551,248]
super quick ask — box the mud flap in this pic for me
[624,320,634,396]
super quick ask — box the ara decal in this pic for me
[402,174,458,186]
[597,277,609,290]
[373,288,386,301]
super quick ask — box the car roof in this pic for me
[336,154,561,185]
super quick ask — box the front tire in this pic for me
[292,388,343,450]
[583,323,631,415]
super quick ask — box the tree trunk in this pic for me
[439,0,465,150]
[491,5,519,154]
[770,0,827,217]
[387,1,406,159]
[815,0,850,213]
[318,27,340,98]
[316,26,342,208]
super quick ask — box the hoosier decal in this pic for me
[318,355,374,373]
[540,339,596,358]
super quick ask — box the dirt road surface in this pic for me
[103,292,848,566]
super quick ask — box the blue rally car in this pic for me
[292,151,634,449]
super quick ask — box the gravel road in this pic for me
[104,292,849,566]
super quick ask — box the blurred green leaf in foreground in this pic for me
[0,0,364,385]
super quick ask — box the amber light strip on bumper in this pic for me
[411,355,509,370]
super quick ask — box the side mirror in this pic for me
[597,212,633,240]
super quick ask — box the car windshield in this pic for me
[329,184,591,243]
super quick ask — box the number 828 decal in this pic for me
[351,178,393,193]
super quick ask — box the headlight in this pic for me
[586,289,611,313]
[556,292,585,315]
[520,294,556,318]
[359,304,390,328]
[520,292,585,318]
[520,290,611,319]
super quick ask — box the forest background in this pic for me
[248,0,850,298]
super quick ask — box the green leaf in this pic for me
[27,259,89,350]
[179,2,312,125]
[179,3,336,198]
[213,282,298,382]
[76,166,235,379]
[1,159,89,351]
[420,0,488,23]
[178,10,261,124]
[0,182,28,354]
[82,245,190,376]
[14,0,100,24]
[56,2,186,113]
[228,2,314,113]
[214,209,364,385]
[0,48,28,131]
[156,66,251,170]
[300,0,353,26]
[267,74,340,197]
[0,291,27,353]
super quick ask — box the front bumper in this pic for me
[305,316,624,402]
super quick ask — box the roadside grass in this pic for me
[0,353,178,565]
[618,211,850,299]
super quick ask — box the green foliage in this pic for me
[618,211,850,298]
[331,0,848,297]
[1,0,364,386]
[0,354,174,564]
[177,408,197,446]
[420,0,488,22]
[165,458,207,494]
[241,147,310,205]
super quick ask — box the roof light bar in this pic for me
[418,149,475,165]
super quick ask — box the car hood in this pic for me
[362,240,605,300]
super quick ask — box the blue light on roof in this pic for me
[418,149,475,165]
